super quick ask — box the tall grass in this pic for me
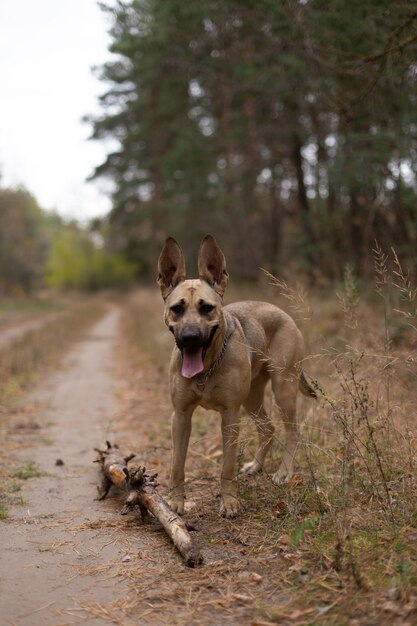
[273,247,417,595]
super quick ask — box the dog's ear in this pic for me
[157,237,186,299]
[198,234,229,297]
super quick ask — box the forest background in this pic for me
[1,0,417,293]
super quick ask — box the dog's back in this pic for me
[224,300,304,378]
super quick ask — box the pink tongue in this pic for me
[181,347,204,378]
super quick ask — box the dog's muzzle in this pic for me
[177,328,204,350]
[176,325,218,379]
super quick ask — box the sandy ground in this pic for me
[0,308,139,626]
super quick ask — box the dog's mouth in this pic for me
[178,325,219,379]
[181,346,205,379]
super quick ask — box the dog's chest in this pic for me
[189,382,229,412]
[199,396,227,412]
[189,367,250,412]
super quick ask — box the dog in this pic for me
[157,234,316,518]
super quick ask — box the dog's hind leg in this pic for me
[270,370,299,485]
[240,371,274,476]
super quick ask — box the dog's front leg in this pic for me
[170,406,195,514]
[220,407,241,518]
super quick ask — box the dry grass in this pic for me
[103,257,417,626]
[0,297,105,408]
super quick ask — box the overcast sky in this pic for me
[0,0,114,221]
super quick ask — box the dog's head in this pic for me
[157,235,229,379]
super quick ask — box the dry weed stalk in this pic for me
[392,247,417,329]
[336,264,360,330]
[346,360,395,523]
[373,240,390,296]
[318,352,396,520]
[261,268,312,321]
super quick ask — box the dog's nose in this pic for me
[180,328,202,347]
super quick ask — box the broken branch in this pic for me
[122,467,203,567]
[94,440,135,500]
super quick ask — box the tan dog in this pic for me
[157,235,316,518]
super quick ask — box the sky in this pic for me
[0,0,115,221]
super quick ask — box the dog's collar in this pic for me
[195,323,233,389]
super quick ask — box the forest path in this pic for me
[0,307,139,626]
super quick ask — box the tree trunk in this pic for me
[292,133,317,278]
[269,182,283,275]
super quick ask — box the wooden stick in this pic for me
[122,467,203,567]
[94,441,135,500]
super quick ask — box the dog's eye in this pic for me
[171,304,184,315]
[199,303,215,315]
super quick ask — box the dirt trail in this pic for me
[0,307,138,626]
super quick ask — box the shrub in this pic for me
[46,227,136,290]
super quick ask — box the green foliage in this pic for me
[290,516,318,544]
[46,225,136,290]
[0,504,8,520]
[0,188,48,293]
[8,482,22,493]
[0,184,135,293]
[14,462,40,480]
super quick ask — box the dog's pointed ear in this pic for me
[157,237,186,299]
[198,234,229,297]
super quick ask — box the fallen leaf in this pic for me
[238,571,263,583]
[232,593,252,603]
[381,600,402,614]
[287,474,304,487]
[278,533,291,545]
[275,501,288,517]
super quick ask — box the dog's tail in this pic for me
[299,370,317,399]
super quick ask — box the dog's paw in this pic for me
[220,495,241,518]
[240,460,262,476]
[169,496,185,515]
[271,469,293,486]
